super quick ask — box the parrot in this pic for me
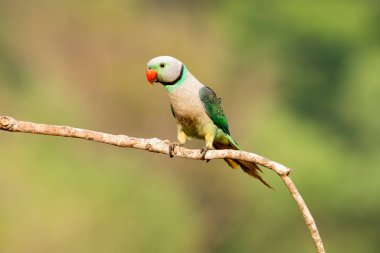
[146,56,271,188]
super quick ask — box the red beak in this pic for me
[146,69,157,84]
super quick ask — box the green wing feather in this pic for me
[199,88,270,187]
[199,87,230,135]
[200,87,271,188]
[170,105,176,118]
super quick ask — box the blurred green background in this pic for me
[1,1,379,252]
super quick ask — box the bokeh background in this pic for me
[1,1,379,252]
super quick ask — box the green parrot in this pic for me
[146,56,271,188]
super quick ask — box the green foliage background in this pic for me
[0,1,379,252]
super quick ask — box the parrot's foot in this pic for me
[200,147,211,161]
[169,142,183,158]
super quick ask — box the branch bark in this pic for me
[0,115,325,253]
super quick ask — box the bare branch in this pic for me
[281,175,325,252]
[0,115,325,253]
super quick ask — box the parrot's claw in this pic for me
[200,147,211,162]
[169,142,183,158]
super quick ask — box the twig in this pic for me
[0,115,325,253]
[281,175,325,252]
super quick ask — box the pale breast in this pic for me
[168,75,214,139]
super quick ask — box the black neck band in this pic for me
[160,65,184,86]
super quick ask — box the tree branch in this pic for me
[0,115,325,253]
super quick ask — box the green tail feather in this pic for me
[225,134,240,150]
[214,134,272,189]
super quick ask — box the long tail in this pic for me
[213,136,273,189]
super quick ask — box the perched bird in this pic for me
[146,56,271,188]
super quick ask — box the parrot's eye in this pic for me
[160,63,165,68]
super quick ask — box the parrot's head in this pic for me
[146,56,184,85]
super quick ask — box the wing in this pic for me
[170,104,176,118]
[199,86,230,135]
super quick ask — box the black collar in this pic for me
[160,64,184,86]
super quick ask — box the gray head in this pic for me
[146,56,184,85]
